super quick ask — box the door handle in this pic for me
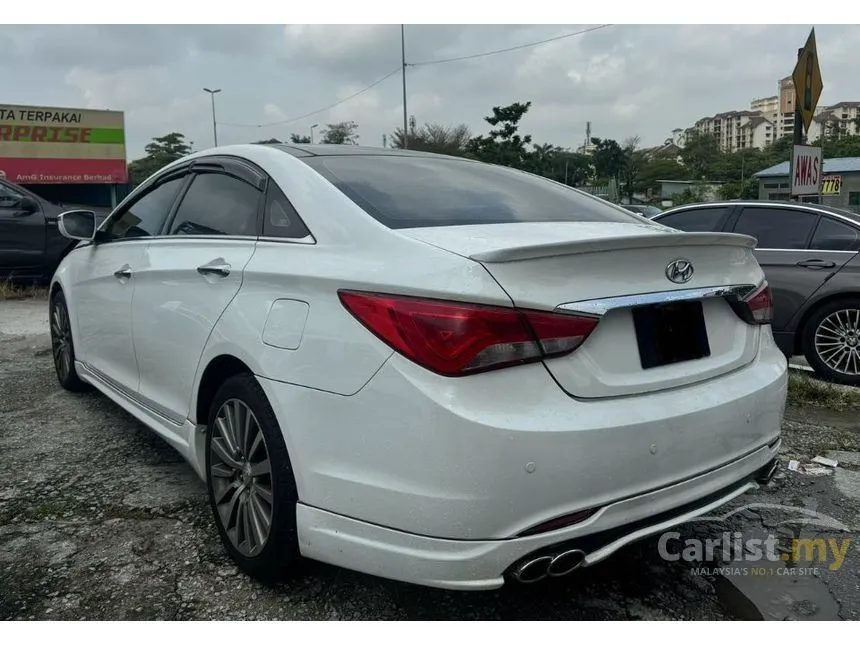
[197,261,231,278]
[796,259,836,269]
[113,264,132,280]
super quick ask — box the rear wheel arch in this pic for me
[194,354,254,426]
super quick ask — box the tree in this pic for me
[255,138,282,144]
[127,132,191,186]
[620,136,645,202]
[289,133,311,144]
[590,137,626,187]
[320,121,359,145]
[680,133,721,180]
[466,101,534,169]
[391,118,472,156]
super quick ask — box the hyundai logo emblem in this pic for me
[665,259,694,284]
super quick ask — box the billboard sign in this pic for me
[791,145,822,196]
[0,104,127,184]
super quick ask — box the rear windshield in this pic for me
[302,155,640,230]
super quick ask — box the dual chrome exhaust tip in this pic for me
[510,548,587,584]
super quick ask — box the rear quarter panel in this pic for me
[190,234,515,422]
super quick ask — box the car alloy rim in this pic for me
[50,301,72,381]
[209,398,274,557]
[814,308,860,376]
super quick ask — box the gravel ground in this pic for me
[1,297,858,621]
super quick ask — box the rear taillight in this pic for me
[734,281,774,325]
[338,291,598,376]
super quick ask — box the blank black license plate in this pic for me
[632,300,711,370]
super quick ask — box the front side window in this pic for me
[302,155,641,230]
[169,173,261,236]
[0,181,25,208]
[104,176,185,240]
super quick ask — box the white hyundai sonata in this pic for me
[50,144,787,590]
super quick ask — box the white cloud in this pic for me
[2,24,855,161]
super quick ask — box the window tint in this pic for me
[302,156,640,230]
[656,207,729,232]
[733,207,817,249]
[810,217,860,251]
[169,173,261,236]
[105,177,184,239]
[263,182,310,239]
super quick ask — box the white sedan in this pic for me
[50,144,787,590]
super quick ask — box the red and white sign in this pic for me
[791,145,822,196]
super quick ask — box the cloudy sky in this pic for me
[2,24,859,159]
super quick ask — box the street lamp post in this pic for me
[203,88,221,147]
[310,123,318,144]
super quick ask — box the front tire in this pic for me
[49,290,89,392]
[205,373,301,584]
[802,298,860,386]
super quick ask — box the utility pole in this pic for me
[203,88,221,147]
[310,123,318,144]
[401,24,408,149]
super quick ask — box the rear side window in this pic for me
[302,156,640,229]
[733,207,817,249]
[169,173,261,236]
[810,217,860,251]
[263,182,311,239]
[656,207,729,232]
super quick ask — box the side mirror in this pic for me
[19,196,39,213]
[58,210,97,241]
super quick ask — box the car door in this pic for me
[130,158,264,425]
[0,180,44,276]
[71,172,188,392]
[729,206,855,332]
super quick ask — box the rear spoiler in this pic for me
[469,231,757,264]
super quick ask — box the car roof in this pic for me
[657,200,860,227]
[263,143,466,161]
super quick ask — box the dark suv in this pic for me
[653,200,860,386]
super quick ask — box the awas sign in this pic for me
[791,145,822,196]
[0,104,127,184]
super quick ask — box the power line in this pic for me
[220,67,401,129]
[409,24,614,67]
[220,24,614,129]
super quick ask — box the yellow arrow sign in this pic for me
[792,28,824,134]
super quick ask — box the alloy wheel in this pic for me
[209,398,274,557]
[50,300,72,382]
[814,308,860,377]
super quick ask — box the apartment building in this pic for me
[679,76,855,152]
[685,110,774,153]
[810,101,860,140]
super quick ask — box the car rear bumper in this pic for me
[258,330,787,541]
[295,444,780,590]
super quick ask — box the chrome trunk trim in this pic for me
[556,284,759,317]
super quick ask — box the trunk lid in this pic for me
[399,222,765,399]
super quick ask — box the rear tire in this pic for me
[802,297,860,387]
[205,373,302,584]
[49,290,89,392]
